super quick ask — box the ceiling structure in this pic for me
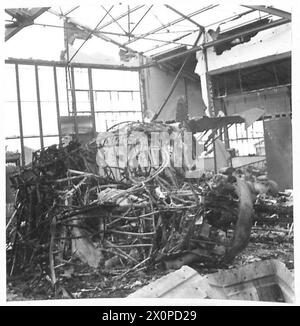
[5,4,291,67]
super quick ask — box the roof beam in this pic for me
[130,5,153,34]
[97,5,144,31]
[101,5,128,35]
[122,4,218,46]
[64,6,80,17]
[48,5,145,33]
[5,58,140,71]
[68,5,114,64]
[49,9,136,52]
[164,4,205,30]
[143,31,195,54]
[242,5,291,21]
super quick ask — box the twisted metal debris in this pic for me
[6,122,291,291]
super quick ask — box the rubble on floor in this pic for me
[6,121,293,300]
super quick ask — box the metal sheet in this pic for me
[128,260,294,302]
[128,266,208,298]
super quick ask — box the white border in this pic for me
[1,0,299,306]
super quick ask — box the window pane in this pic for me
[56,67,70,116]
[21,102,40,136]
[274,59,291,85]
[212,74,226,97]
[225,70,241,95]
[5,102,19,137]
[241,62,276,91]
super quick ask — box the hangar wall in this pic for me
[142,65,206,121]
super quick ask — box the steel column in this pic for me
[34,64,44,148]
[53,66,62,145]
[88,68,97,136]
[15,64,25,166]
[70,67,79,138]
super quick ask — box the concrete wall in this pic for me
[143,65,206,121]
[195,23,291,76]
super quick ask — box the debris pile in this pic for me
[6,121,293,296]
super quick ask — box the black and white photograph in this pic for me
[2,1,298,305]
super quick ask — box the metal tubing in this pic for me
[53,66,62,145]
[88,68,97,136]
[165,4,205,30]
[34,64,44,148]
[123,5,217,46]
[70,67,79,138]
[5,58,140,71]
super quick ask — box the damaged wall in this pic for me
[142,65,206,121]
[215,87,291,116]
[195,23,291,75]
[195,23,291,112]
[194,22,292,189]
